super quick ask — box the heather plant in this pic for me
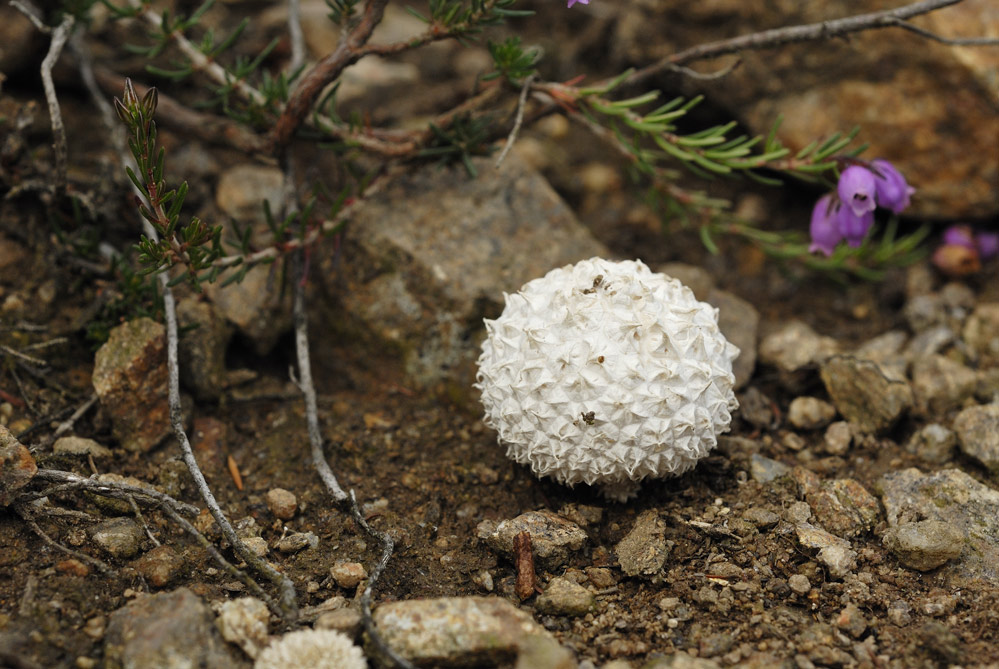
[7,0,998,659]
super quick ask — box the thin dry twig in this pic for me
[287,0,306,74]
[494,74,536,169]
[627,0,967,86]
[13,502,113,575]
[269,0,389,151]
[10,2,75,193]
[349,491,417,669]
[885,17,999,46]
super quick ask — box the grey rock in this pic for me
[788,574,810,595]
[737,386,775,430]
[805,478,880,538]
[0,425,36,506]
[215,164,284,227]
[176,296,231,402]
[887,599,913,626]
[274,531,318,553]
[316,152,607,393]
[953,403,999,473]
[904,294,946,333]
[52,436,112,458]
[89,517,144,559]
[795,522,857,578]
[477,510,587,569]
[204,264,292,355]
[314,607,363,638]
[371,596,555,667]
[853,330,907,366]
[615,509,669,578]
[787,396,837,430]
[963,303,999,366]
[216,597,270,659]
[742,508,779,529]
[883,520,964,571]
[835,603,867,639]
[104,588,245,669]
[910,354,977,417]
[708,287,758,390]
[534,577,594,617]
[819,355,912,434]
[905,423,956,464]
[758,320,838,375]
[880,467,999,585]
[904,324,956,360]
[749,453,789,483]
[822,421,852,456]
[92,318,170,452]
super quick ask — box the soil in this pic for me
[2,2,999,668]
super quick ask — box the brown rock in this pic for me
[806,478,880,538]
[0,425,36,506]
[819,355,912,433]
[134,545,185,588]
[176,296,231,402]
[92,318,171,452]
[611,2,999,218]
[265,487,298,520]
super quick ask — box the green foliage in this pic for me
[406,0,533,40]
[483,37,538,83]
[326,0,360,25]
[114,79,225,288]
[84,257,162,345]
[419,114,494,177]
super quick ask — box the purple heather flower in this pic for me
[942,224,975,249]
[870,159,915,213]
[809,194,842,256]
[567,0,589,6]
[837,166,878,218]
[837,203,875,248]
[975,231,999,259]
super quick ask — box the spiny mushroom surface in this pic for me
[254,629,367,669]
[476,257,739,500]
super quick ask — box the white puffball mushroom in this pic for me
[475,257,739,501]
[254,629,367,669]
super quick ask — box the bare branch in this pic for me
[495,74,536,168]
[287,0,306,74]
[13,502,113,575]
[269,0,389,152]
[349,491,417,669]
[628,0,965,86]
[885,17,999,46]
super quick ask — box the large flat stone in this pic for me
[316,154,608,392]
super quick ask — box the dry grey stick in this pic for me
[349,491,417,669]
[287,0,306,74]
[885,17,999,45]
[48,393,98,443]
[13,502,113,575]
[628,0,968,85]
[160,275,299,620]
[30,469,200,516]
[10,2,75,192]
[292,259,347,503]
[494,73,536,169]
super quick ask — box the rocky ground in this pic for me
[2,1,999,668]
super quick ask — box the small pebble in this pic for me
[534,577,594,617]
[788,397,837,430]
[275,532,318,553]
[788,574,811,595]
[823,421,852,456]
[89,518,144,559]
[330,561,368,589]
[265,488,298,520]
[133,545,185,588]
[887,599,913,626]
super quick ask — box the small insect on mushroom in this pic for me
[475,257,739,501]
